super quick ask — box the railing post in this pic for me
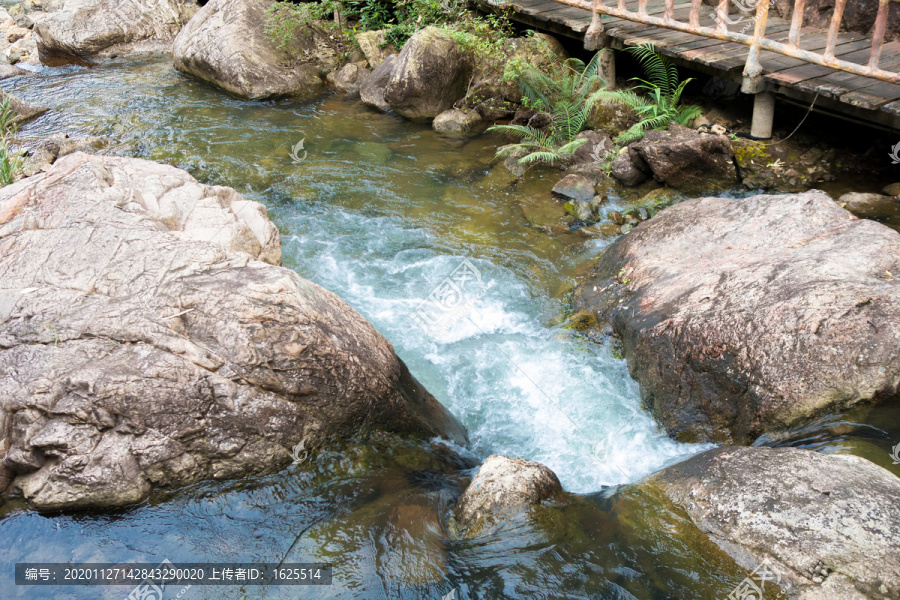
[584,0,606,50]
[788,0,806,48]
[585,0,615,88]
[741,0,770,91]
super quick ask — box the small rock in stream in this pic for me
[551,173,595,203]
[453,455,562,536]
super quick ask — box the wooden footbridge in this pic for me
[478,0,900,132]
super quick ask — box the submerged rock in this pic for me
[35,0,199,64]
[733,137,834,191]
[838,192,900,228]
[383,27,472,121]
[629,124,737,192]
[453,455,562,536]
[574,190,900,444]
[173,0,325,101]
[646,446,900,600]
[0,153,466,510]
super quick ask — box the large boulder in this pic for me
[173,0,325,101]
[574,191,900,444]
[0,152,466,510]
[359,53,396,113]
[452,455,562,536]
[645,446,900,600]
[35,0,200,64]
[629,124,737,192]
[383,26,472,122]
[463,33,567,110]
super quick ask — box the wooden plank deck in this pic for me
[479,0,900,128]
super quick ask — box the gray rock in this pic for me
[610,152,649,186]
[838,192,900,225]
[510,108,551,130]
[551,173,595,203]
[574,190,900,444]
[630,124,737,192]
[453,455,562,535]
[432,108,483,136]
[6,25,28,44]
[464,33,567,108]
[648,446,900,600]
[500,144,530,178]
[326,62,370,95]
[35,0,199,64]
[570,129,612,165]
[173,0,325,101]
[0,89,46,125]
[20,133,104,177]
[355,29,394,69]
[383,27,472,122]
[360,53,396,113]
[0,152,466,510]
[587,95,637,137]
[0,64,28,79]
[883,182,900,197]
[734,138,834,192]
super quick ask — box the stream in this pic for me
[1,55,899,600]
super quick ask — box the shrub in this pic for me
[0,99,21,186]
[488,52,607,166]
[599,43,702,143]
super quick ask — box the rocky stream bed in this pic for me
[0,1,899,599]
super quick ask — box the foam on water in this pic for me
[279,204,714,493]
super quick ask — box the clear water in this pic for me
[1,55,896,600]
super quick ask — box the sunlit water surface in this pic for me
[0,55,897,600]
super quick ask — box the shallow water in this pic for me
[1,55,897,600]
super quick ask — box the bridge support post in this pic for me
[750,91,775,139]
[599,49,615,89]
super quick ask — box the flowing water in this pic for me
[1,56,898,600]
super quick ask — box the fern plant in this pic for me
[600,43,702,143]
[488,51,607,166]
[0,99,21,186]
